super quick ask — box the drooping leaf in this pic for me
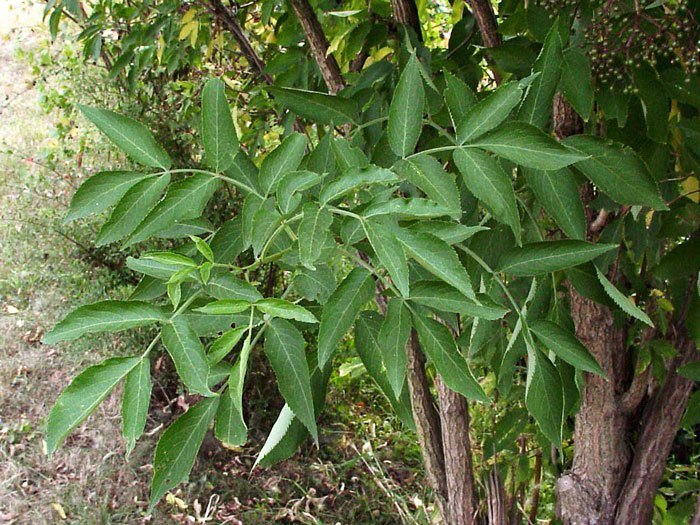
[530,320,606,377]
[265,319,318,442]
[259,133,307,196]
[412,314,488,402]
[523,167,586,240]
[397,228,476,300]
[319,165,398,204]
[318,268,375,368]
[378,299,411,398]
[127,174,221,245]
[96,174,171,246]
[121,358,152,456]
[46,356,140,456]
[466,122,587,170]
[457,82,522,143]
[560,47,594,120]
[525,346,564,446]
[298,203,334,270]
[79,105,171,169]
[256,298,318,323]
[161,316,213,396]
[201,78,238,172]
[388,53,424,157]
[43,301,167,344]
[254,404,296,467]
[498,241,618,276]
[409,280,509,320]
[595,267,654,327]
[454,147,521,243]
[65,171,155,222]
[149,396,219,509]
[268,87,358,125]
[564,136,667,209]
[393,155,461,217]
[215,361,247,447]
[364,217,410,298]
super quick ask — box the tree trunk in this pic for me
[390,0,422,38]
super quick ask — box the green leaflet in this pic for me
[560,47,594,121]
[149,396,219,509]
[127,174,221,245]
[161,316,213,396]
[498,240,618,276]
[317,268,375,368]
[79,105,171,169]
[194,299,252,315]
[256,298,318,323]
[215,361,247,447]
[409,222,488,245]
[364,217,410,298]
[126,255,187,281]
[225,150,261,196]
[254,404,296,467]
[397,228,476,301]
[298,203,334,270]
[529,320,606,377]
[393,155,461,218]
[388,53,424,157]
[264,319,318,442]
[207,327,247,364]
[43,300,167,344]
[564,135,667,209]
[363,198,453,220]
[331,136,368,171]
[241,193,264,250]
[46,356,140,456]
[523,167,586,240]
[595,267,654,327]
[201,78,238,172]
[210,217,245,264]
[205,274,263,302]
[454,147,521,244]
[122,358,152,456]
[409,280,509,320]
[466,122,587,170]
[96,174,171,246]
[457,82,523,143]
[267,87,359,125]
[277,170,322,214]
[259,133,307,196]
[65,171,155,222]
[292,265,336,305]
[653,238,700,281]
[525,345,564,447]
[250,198,281,257]
[378,299,411,398]
[443,71,477,130]
[412,313,488,403]
[320,165,398,204]
[678,362,700,382]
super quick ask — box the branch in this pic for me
[390,0,422,39]
[464,0,501,48]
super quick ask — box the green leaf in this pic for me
[388,53,424,157]
[277,170,322,214]
[259,133,307,196]
[268,87,358,125]
[292,266,336,304]
[127,174,221,245]
[393,155,461,218]
[466,122,587,170]
[443,71,477,130]
[560,47,594,120]
[79,105,171,169]
[121,358,152,456]
[409,222,488,245]
[677,362,700,382]
[143,251,197,267]
[256,298,318,323]
[526,346,564,446]
[254,404,296,467]
[563,136,667,209]
[595,267,654,327]
[409,280,509,320]
[397,228,476,300]
[363,198,453,220]
[205,274,263,302]
[412,314,488,402]
[331,136,368,171]
[96,174,171,246]
[454,148,521,244]
[318,268,375,368]
[207,327,247,364]
[517,20,563,128]
[364,217,409,298]
[43,301,167,344]
[498,241,618,276]
[653,238,700,281]
[251,198,281,257]
[225,150,261,196]
[65,171,155,222]
[161,316,213,396]
[215,363,247,447]
[193,299,252,315]
[320,165,398,204]
[210,217,245,264]
[378,299,411,398]
[47,357,140,455]
[149,396,219,509]
[191,235,214,263]
[530,320,606,376]
[457,82,523,143]
[523,167,586,240]
[298,203,334,270]
[265,320,318,443]
[201,78,238,172]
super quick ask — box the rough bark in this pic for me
[693,491,700,525]
[390,0,422,38]
[464,0,501,48]
[486,465,508,525]
[288,0,346,94]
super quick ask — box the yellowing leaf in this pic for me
[682,176,699,203]
[181,7,197,24]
